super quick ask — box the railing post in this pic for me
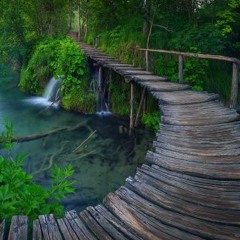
[145,50,149,71]
[178,55,184,84]
[230,62,239,109]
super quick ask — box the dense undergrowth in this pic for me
[82,0,240,106]
[19,38,97,113]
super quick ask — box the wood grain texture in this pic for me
[0,220,6,240]
[8,216,28,240]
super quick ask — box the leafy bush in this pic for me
[0,120,75,221]
[19,38,96,113]
[62,89,97,113]
[141,111,160,133]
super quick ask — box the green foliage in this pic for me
[0,0,70,69]
[62,89,97,113]
[98,18,145,65]
[0,120,75,221]
[141,111,160,133]
[19,38,96,113]
[109,77,131,115]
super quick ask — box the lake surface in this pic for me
[0,67,154,211]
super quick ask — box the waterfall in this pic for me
[43,77,60,102]
[88,61,111,115]
[96,67,111,115]
[23,77,61,108]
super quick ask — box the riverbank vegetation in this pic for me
[0,120,75,221]
[19,38,96,113]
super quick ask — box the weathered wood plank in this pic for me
[126,175,240,227]
[87,206,128,240]
[80,209,113,240]
[137,80,191,92]
[57,219,74,240]
[147,149,240,179]
[0,220,6,240]
[126,75,168,82]
[118,70,153,76]
[139,164,240,204]
[38,214,63,240]
[32,219,43,240]
[8,216,28,240]
[116,187,239,240]
[104,192,203,240]
[152,90,219,105]
[63,210,95,240]
[95,205,143,240]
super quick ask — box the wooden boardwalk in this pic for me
[1,34,240,239]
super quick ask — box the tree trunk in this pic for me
[143,0,151,37]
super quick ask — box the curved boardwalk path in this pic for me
[1,34,240,239]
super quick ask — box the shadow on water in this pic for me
[0,67,154,211]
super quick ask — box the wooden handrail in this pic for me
[138,48,240,109]
[138,48,240,64]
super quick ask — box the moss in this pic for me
[62,89,97,113]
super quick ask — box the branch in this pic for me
[0,121,89,143]
[153,24,174,32]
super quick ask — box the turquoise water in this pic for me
[0,68,154,211]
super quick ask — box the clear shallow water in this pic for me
[0,69,154,211]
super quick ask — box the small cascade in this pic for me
[23,77,61,108]
[43,77,61,102]
[89,60,111,115]
[96,69,111,115]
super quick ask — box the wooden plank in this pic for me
[137,80,190,92]
[87,206,128,240]
[127,75,168,82]
[126,174,240,226]
[33,219,43,240]
[104,192,201,240]
[147,150,240,179]
[65,210,96,240]
[38,214,63,240]
[160,101,240,125]
[0,220,6,240]
[8,216,28,240]
[95,205,143,240]
[80,210,113,240]
[139,164,240,208]
[118,70,153,76]
[152,90,219,105]
[56,219,74,240]
[117,185,239,240]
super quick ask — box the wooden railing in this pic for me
[138,48,240,109]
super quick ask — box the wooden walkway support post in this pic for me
[98,65,103,111]
[108,70,112,109]
[130,83,135,129]
[178,55,184,84]
[98,66,102,92]
[134,87,146,127]
[145,50,149,71]
[230,62,239,108]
